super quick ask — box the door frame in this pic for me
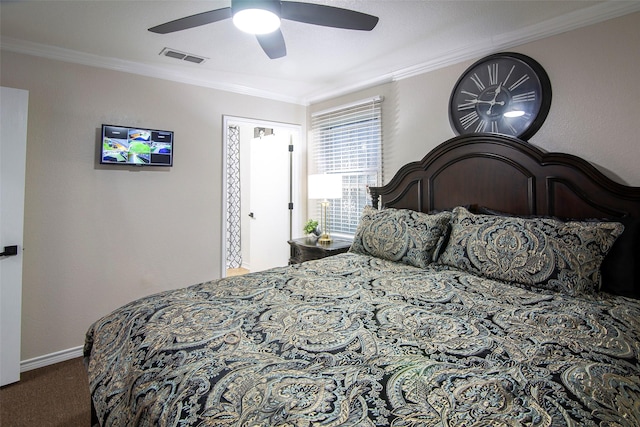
[221,116,304,277]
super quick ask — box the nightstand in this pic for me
[288,237,353,264]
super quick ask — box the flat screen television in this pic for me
[101,124,173,166]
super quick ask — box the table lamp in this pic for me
[308,174,342,244]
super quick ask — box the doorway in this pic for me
[1,86,28,386]
[221,116,303,277]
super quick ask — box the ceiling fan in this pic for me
[148,0,379,59]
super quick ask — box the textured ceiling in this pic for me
[2,1,639,104]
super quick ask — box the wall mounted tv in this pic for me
[101,124,173,166]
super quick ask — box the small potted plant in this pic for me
[303,219,320,242]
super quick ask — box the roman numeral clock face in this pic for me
[449,53,552,140]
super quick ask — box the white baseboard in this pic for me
[20,345,84,372]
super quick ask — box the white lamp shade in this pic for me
[308,174,342,199]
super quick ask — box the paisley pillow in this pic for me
[349,206,451,268]
[438,206,624,296]
[473,205,640,299]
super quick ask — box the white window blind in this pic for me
[310,96,382,236]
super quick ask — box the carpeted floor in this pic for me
[0,357,91,427]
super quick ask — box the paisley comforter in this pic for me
[84,253,640,426]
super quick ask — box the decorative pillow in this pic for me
[349,206,451,268]
[472,206,640,299]
[438,206,624,296]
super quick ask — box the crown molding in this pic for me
[0,37,305,105]
[304,1,640,104]
[3,1,639,107]
[392,1,640,82]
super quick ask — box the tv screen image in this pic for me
[101,125,173,166]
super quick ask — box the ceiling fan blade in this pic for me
[281,1,378,31]
[148,8,232,34]
[256,29,287,59]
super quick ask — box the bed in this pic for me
[84,133,640,426]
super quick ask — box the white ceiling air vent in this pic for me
[159,48,207,64]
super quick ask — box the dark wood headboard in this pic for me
[370,133,640,220]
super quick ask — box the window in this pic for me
[310,96,382,236]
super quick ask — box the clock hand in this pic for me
[487,100,506,114]
[487,83,502,114]
[466,98,500,105]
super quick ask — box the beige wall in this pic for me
[0,51,306,361]
[2,10,639,363]
[310,12,640,187]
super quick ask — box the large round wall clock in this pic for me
[449,52,552,141]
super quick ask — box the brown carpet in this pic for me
[0,357,91,427]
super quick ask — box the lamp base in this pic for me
[318,234,332,244]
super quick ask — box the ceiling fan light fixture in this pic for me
[150,0,379,59]
[233,8,280,34]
